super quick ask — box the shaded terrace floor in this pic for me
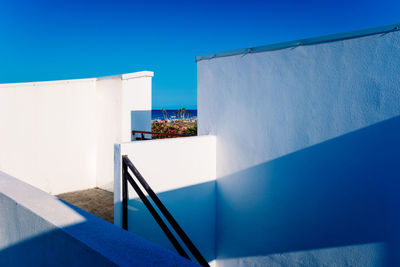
[57,188,113,223]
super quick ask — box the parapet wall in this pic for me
[0,170,196,266]
[114,136,217,264]
[0,71,153,194]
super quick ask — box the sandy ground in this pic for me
[57,188,114,224]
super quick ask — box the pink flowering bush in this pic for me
[151,121,197,139]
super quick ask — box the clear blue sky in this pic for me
[0,0,399,109]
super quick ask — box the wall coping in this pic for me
[121,71,154,80]
[0,71,154,88]
[196,23,400,62]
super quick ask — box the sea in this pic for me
[152,109,197,120]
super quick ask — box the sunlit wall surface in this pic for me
[0,71,152,194]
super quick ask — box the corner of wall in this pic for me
[113,143,122,226]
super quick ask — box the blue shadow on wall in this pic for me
[131,110,151,141]
[215,115,400,266]
[119,115,400,266]
[0,199,196,266]
[0,221,115,266]
[125,180,216,263]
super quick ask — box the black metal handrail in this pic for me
[132,130,192,140]
[122,155,209,267]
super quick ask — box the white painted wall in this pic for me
[114,136,216,263]
[95,76,123,192]
[197,30,400,266]
[0,71,153,194]
[0,78,98,194]
[198,31,400,179]
[121,72,153,142]
[0,170,196,266]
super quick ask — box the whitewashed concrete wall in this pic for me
[95,76,123,192]
[121,72,153,142]
[0,71,153,194]
[114,136,216,263]
[197,30,400,266]
[0,170,196,266]
[96,72,153,191]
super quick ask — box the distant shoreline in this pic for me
[152,109,197,121]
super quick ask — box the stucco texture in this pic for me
[197,30,400,266]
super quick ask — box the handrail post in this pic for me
[122,158,128,230]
